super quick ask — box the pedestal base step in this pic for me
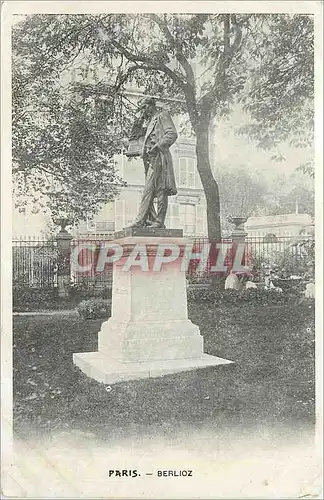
[73,352,233,385]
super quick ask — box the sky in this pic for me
[209,105,313,183]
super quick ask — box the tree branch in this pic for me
[114,63,140,93]
[97,16,200,127]
[247,23,263,59]
[198,14,243,114]
[148,14,196,89]
[97,19,186,91]
[229,14,242,55]
[146,14,200,125]
[224,14,231,57]
[222,14,242,61]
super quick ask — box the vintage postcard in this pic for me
[1,0,323,498]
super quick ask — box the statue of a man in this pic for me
[125,97,178,229]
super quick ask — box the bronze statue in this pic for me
[125,97,178,229]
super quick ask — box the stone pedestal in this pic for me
[73,230,232,384]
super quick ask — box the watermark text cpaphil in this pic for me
[70,240,253,276]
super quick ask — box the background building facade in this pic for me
[245,213,314,239]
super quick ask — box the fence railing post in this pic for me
[55,219,73,298]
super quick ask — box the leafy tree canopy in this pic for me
[12,13,314,231]
[238,15,313,149]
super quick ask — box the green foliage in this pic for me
[213,165,314,231]
[295,238,315,275]
[296,160,315,179]
[250,239,315,280]
[76,298,111,320]
[187,286,301,305]
[239,14,314,151]
[13,287,59,311]
[13,19,128,223]
[187,285,217,302]
[216,166,269,228]
[264,173,315,216]
[99,287,113,300]
[12,13,314,232]
[68,278,112,298]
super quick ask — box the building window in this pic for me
[95,221,115,232]
[179,204,195,235]
[179,157,196,188]
[166,203,180,228]
[195,205,207,236]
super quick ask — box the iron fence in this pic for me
[13,236,58,289]
[245,235,315,280]
[13,234,315,290]
[178,235,314,283]
[70,234,114,291]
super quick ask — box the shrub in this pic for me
[250,238,315,281]
[186,274,211,285]
[68,279,96,295]
[187,286,297,306]
[234,288,290,305]
[187,286,218,303]
[68,280,112,300]
[187,287,243,304]
[13,287,59,311]
[76,298,111,320]
[99,286,112,300]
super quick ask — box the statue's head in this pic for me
[138,97,156,119]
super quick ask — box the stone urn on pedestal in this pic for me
[226,216,249,283]
[55,218,73,298]
[228,216,248,240]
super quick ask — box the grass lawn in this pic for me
[13,302,315,442]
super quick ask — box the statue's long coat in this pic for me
[141,110,178,196]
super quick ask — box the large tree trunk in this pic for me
[195,118,221,241]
